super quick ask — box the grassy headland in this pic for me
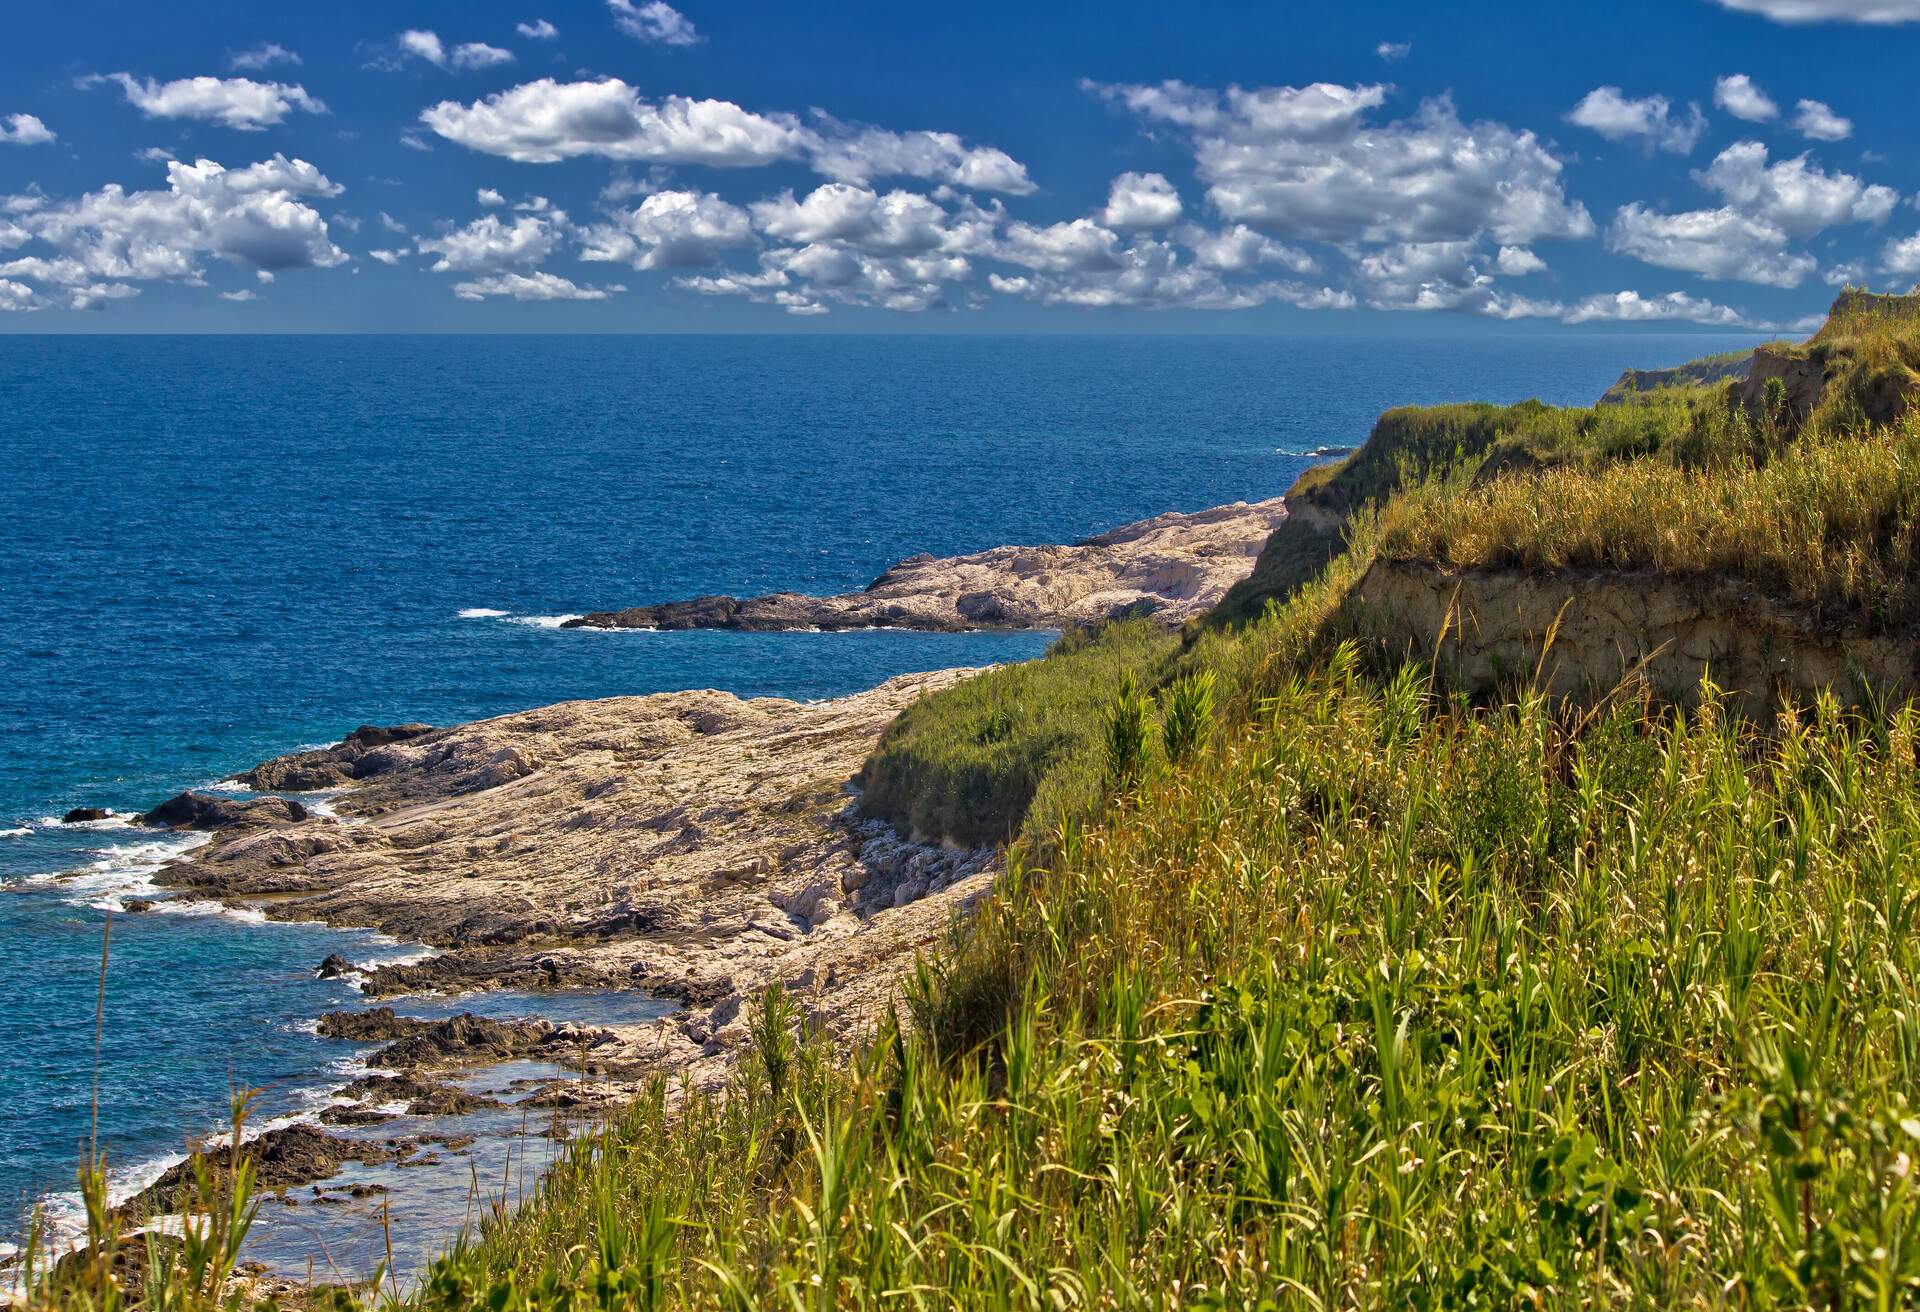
[33,289,1920,1310]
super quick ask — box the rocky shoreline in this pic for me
[564,497,1288,633]
[144,670,1001,1106]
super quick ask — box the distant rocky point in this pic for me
[562,498,1289,633]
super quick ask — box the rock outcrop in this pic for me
[1598,351,1754,404]
[563,499,1288,633]
[156,670,1002,1096]
[1350,559,1918,717]
[237,724,435,792]
[138,791,308,832]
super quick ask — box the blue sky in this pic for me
[1,0,1917,332]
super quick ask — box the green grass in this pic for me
[37,287,1920,1312]
[857,619,1179,848]
[1379,411,1920,631]
[302,612,1920,1309]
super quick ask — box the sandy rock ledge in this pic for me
[154,670,999,1097]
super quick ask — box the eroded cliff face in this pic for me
[1350,560,1915,716]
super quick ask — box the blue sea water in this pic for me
[0,331,1763,1268]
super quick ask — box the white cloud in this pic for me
[229,43,301,71]
[1567,87,1706,154]
[0,278,45,311]
[1376,41,1411,60]
[367,248,403,264]
[1792,99,1852,141]
[88,74,326,131]
[397,31,516,73]
[422,79,809,166]
[0,114,55,146]
[137,146,174,162]
[218,288,257,301]
[1495,245,1548,275]
[1101,172,1182,229]
[516,19,559,39]
[1090,80,1593,247]
[749,183,978,255]
[1696,141,1896,236]
[0,155,346,301]
[417,213,560,272]
[1609,203,1815,286]
[805,119,1034,193]
[1710,0,1920,21]
[1886,233,1920,276]
[477,188,505,207]
[452,271,624,301]
[421,80,1033,192]
[380,211,408,234]
[1713,74,1778,122]
[399,132,433,152]
[581,189,754,268]
[988,236,1351,311]
[1178,223,1314,274]
[1561,289,1753,326]
[609,0,702,45]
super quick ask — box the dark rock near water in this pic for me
[316,953,353,979]
[125,1124,414,1214]
[239,723,435,793]
[137,791,307,832]
[316,1006,428,1042]
[61,807,111,824]
[123,898,156,914]
[368,1013,558,1070]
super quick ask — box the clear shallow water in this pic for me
[0,331,1763,1266]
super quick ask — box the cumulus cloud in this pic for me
[0,278,44,311]
[417,213,560,272]
[1609,204,1816,286]
[422,79,809,165]
[229,43,301,71]
[1561,289,1755,326]
[1714,74,1778,122]
[452,271,623,300]
[1607,141,1896,288]
[988,237,1351,311]
[367,248,403,264]
[749,183,985,255]
[87,74,326,130]
[0,155,347,304]
[609,0,702,45]
[805,117,1034,193]
[1101,172,1182,229]
[421,80,1034,192]
[218,288,256,301]
[1495,246,1548,275]
[396,31,515,72]
[516,19,558,39]
[477,188,505,207]
[581,190,754,268]
[1792,99,1852,141]
[1886,233,1920,277]
[1178,223,1314,274]
[1566,87,1706,153]
[1710,0,1920,21]
[0,114,55,145]
[1090,79,1593,247]
[1696,141,1896,235]
[1376,41,1411,60]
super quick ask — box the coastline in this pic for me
[8,490,1288,1287]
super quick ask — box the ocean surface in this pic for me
[0,331,1763,1275]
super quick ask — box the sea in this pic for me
[0,330,1763,1280]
